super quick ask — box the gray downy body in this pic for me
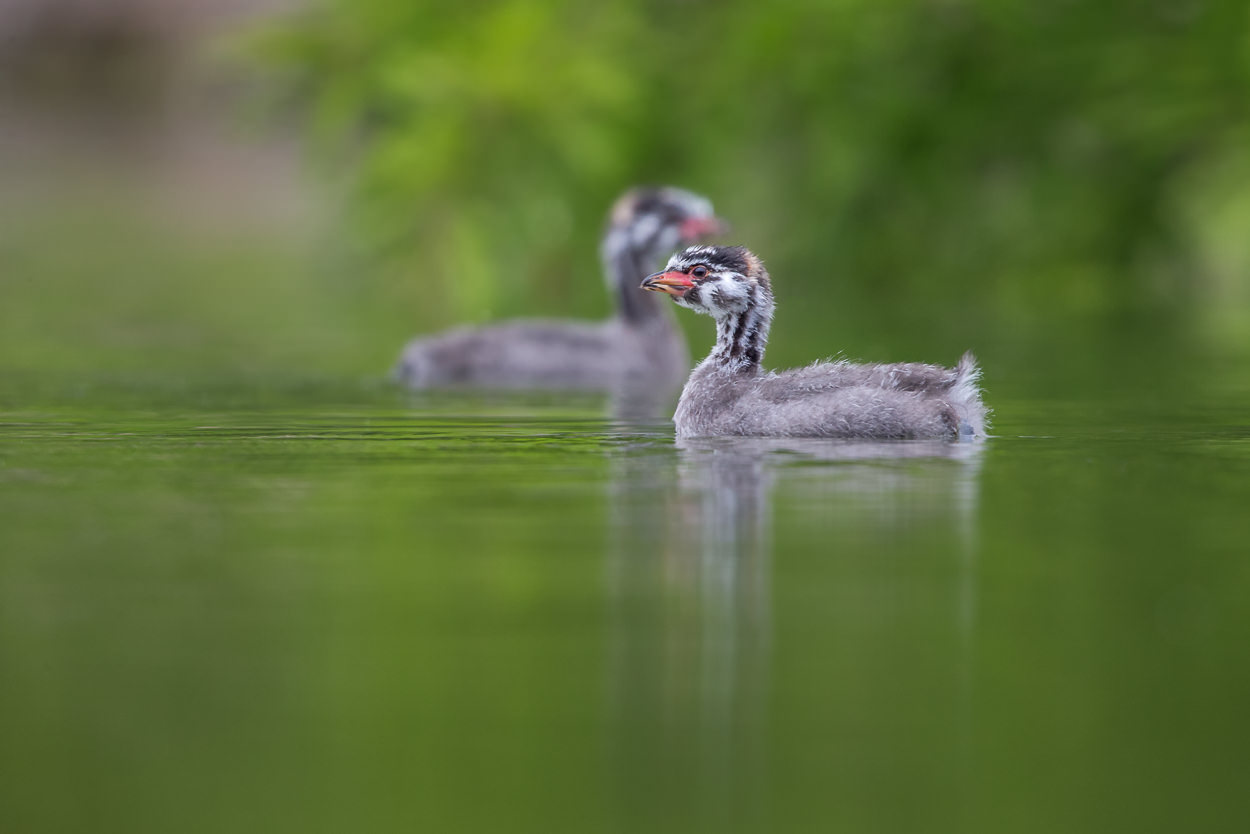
[674,352,987,439]
[393,187,720,404]
[644,245,988,440]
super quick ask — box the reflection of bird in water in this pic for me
[602,434,773,827]
[394,188,724,401]
[642,245,989,439]
[603,433,985,827]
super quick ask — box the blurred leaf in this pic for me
[245,0,1250,357]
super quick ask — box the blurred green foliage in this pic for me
[249,0,1250,361]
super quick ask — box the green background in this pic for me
[2,2,1249,832]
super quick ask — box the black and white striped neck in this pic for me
[708,285,773,373]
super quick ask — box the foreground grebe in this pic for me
[394,187,724,392]
[641,245,988,439]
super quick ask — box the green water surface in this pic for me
[2,380,1248,834]
[2,206,1249,833]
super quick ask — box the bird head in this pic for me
[602,187,726,271]
[640,245,771,318]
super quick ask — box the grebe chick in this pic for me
[394,187,724,393]
[641,245,988,439]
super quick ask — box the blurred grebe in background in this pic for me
[394,187,724,397]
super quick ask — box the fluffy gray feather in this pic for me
[642,245,989,439]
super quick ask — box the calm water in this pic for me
[2,382,1249,834]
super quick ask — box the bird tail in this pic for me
[953,351,990,438]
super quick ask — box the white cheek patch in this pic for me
[652,227,679,261]
[677,275,749,317]
[631,214,661,247]
[703,276,749,315]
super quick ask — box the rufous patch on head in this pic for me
[740,250,769,289]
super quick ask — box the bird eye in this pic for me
[690,265,709,279]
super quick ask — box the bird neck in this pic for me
[606,244,666,324]
[709,286,772,373]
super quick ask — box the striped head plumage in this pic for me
[641,245,772,316]
[600,187,724,278]
[641,245,774,370]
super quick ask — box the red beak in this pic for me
[641,270,694,297]
[679,215,727,241]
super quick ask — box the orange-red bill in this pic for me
[641,271,694,296]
